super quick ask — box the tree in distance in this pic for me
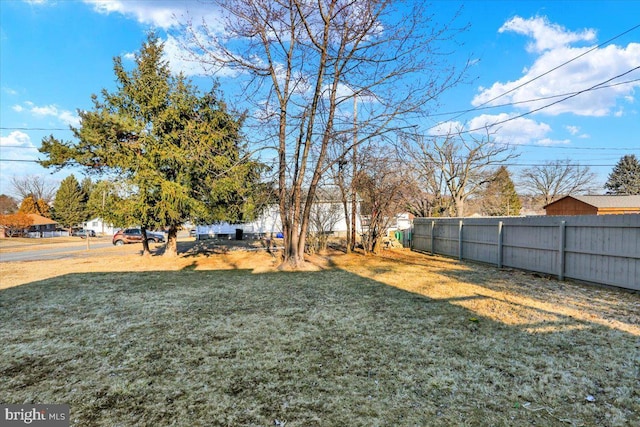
[53,174,87,232]
[18,194,50,218]
[519,159,597,208]
[40,34,263,257]
[403,126,518,217]
[481,166,522,216]
[0,194,18,215]
[604,154,640,195]
[11,175,56,205]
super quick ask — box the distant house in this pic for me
[1,214,58,238]
[83,218,117,236]
[22,214,59,237]
[27,214,58,232]
[544,195,640,216]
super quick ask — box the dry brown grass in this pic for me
[1,245,638,426]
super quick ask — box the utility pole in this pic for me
[350,94,358,252]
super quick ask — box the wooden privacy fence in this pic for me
[412,215,640,291]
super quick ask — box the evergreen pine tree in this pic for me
[605,154,640,195]
[53,175,86,230]
[482,166,522,216]
[40,34,263,256]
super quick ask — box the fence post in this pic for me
[430,220,435,255]
[458,220,463,261]
[497,221,503,268]
[558,220,566,281]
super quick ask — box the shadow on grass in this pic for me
[1,268,638,427]
[362,250,640,337]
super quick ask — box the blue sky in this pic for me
[1,0,639,198]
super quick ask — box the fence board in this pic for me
[413,215,640,291]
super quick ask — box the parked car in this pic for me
[112,228,165,246]
[72,229,96,238]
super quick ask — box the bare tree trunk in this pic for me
[453,195,465,217]
[140,226,151,256]
[164,224,179,257]
[339,179,352,253]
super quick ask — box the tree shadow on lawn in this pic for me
[350,250,640,337]
[1,268,638,427]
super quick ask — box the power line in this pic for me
[0,146,40,149]
[470,23,640,110]
[0,127,71,131]
[427,23,640,130]
[427,65,640,138]
[428,78,640,117]
[0,158,620,168]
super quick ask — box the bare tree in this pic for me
[397,146,452,217]
[404,127,518,217]
[327,140,355,252]
[11,175,57,204]
[0,194,18,215]
[519,159,597,207]
[354,145,407,253]
[186,0,468,267]
[306,186,342,254]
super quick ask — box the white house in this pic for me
[195,201,365,239]
[83,218,117,236]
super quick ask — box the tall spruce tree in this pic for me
[482,166,522,216]
[53,174,86,231]
[605,154,640,195]
[40,34,262,256]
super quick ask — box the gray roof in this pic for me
[570,195,640,208]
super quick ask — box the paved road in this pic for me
[0,241,116,262]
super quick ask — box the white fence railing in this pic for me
[412,215,640,291]
[25,231,70,238]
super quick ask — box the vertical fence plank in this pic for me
[458,220,463,261]
[498,221,503,268]
[430,220,435,255]
[559,221,566,281]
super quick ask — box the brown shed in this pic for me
[544,195,640,216]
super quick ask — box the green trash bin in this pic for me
[235,228,243,240]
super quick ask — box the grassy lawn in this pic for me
[1,249,638,426]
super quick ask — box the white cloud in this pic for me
[162,34,222,77]
[12,102,80,127]
[58,110,81,127]
[474,16,640,117]
[499,16,595,53]
[564,125,589,139]
[1,131,33,148]
[83,1,220,29]
[85,0,180,28]
[467,113,552,145]
[2,87,18,96]
[31,104,59,116]
[565,125,579,135]
[0,132,38,194]
[536,138,570,146]
[427,121,464,137]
